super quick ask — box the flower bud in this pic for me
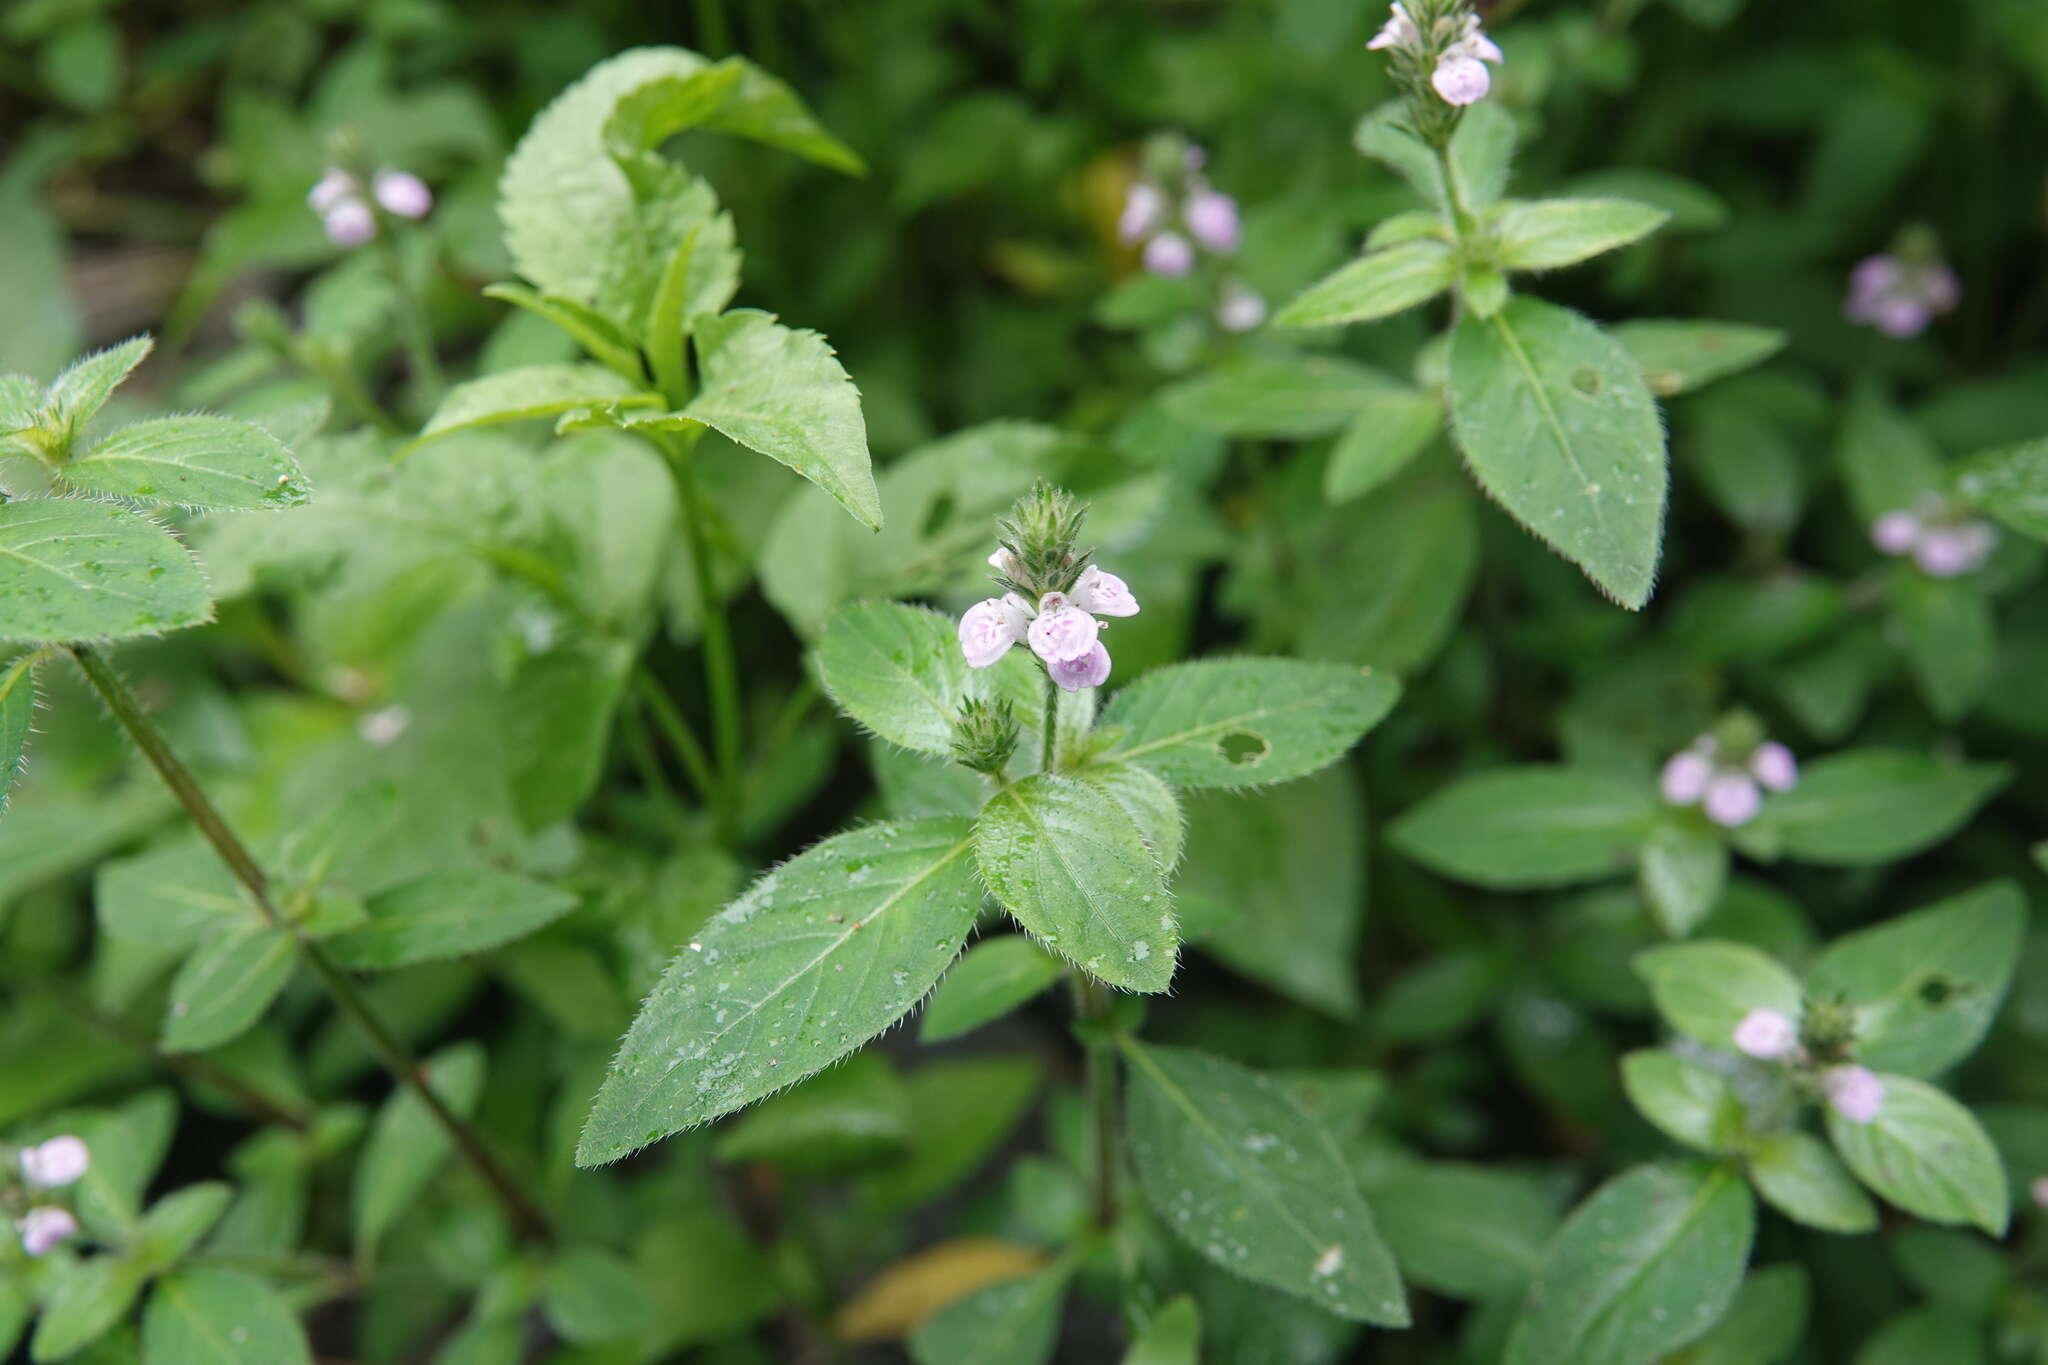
[1431,54,1494,106]
[19,1135,89,1189]
[951,697,1021,777]
[358,704,411,747]
[1823,1065,1885,1124]
[19,1206,76,1257]
[1914,525,1992,578]
[1732,1007,1797,1060]
[307,169,355,214]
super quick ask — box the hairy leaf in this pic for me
[0,499,212,643]
[62,415,310,510]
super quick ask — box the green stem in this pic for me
[1074,976,1119,1231]
[624,697,693,835]
[1041,675,1058,774]
[635,665,719,811]
[69,647,553,1245]
[649,427,744,832]
[374,230,444,406]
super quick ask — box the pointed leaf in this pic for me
[62,416,310,510]
[325,868,579,970]
[1826,1075,2008,1235]
[1363,1162,1557,1302]
[816,602,1033,754]
[920,936,1065,1043]
[481,283,649,381]
[1635,940,1803,1052]
[1162,353,1402,439]
[602,54,865,175]
[1621,1049,1745,1154]
[1122,1041,1408,1326]
[161,924,295,1053]
[0,498,212,643]
[45,335,152,441]
[1448,298,1668,608]
[1494,198,1670,272]
[1389,766,1657,889]
[1323,390,1443,502]
[1747,1131,1878,1233]
[1749,750,2008,866]
[1952,436,2048,541]
[354,1043,486,1258]
[142,1269,313,1365]
[1276,241,1458,329]
[579,818,980,1165]
[410,365,650,447]
[1609,320,1786,397]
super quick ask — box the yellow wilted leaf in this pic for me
[832,1236,1047,1342]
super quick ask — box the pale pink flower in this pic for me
[1749,742,1798,794]
[2031,1175,2048,1212]
[19,1136,88,1189]
[1184,189,1241,254]
[1367,2,1421,51]
[373,169,433,219]
[1732,1007,1798,1060]
[1050,640,1112,692]
[1217,281,1267,333]
[19,1206,76,1257]
[1871,511,1922,556]
[1914,523,1996,578]
[1702,772,1762,828]
[1143,230,1195,278]
[324,200,377,247]
[307,170,354,213]
[1824,1065,1885,1124]
[1119,183,1165,245]
[1027,594,1101,664]
[1846,252,1958,339]
[1660,750,1713,806]
[1070,565,1139,618]
[1431,54,1494,106]
[959,595,1032,669]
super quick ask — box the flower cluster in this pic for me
[1844,252,1958,339]
[957,485,1139,693]
[308,166,433,248]
[1731,1008,1885,1124]
[9,1134,89,1256]
[1117,139,1266,332]
[1368,1,1504,108]
[1872,503,1997,578]
[1660,731,1796,829]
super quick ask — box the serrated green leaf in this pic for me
[1162,353,1403,438]
[162,924,294,1054]
[1747,750,2008,866]
[1389,766,1656,889]
[1322,389,1443,503]
[141,1269,313,1365]
[921,935,1065,1043]
[1276,241,1458,329]
[976,774,1178,993]
[410,365,650,447]
[0,499,212,643]
[579,819,979,1165]
[44,336,152,443]
[1804,881,2023,1078]
[1123,1041,1408,1326]
[1102,658,1398,790]
[1494,198,1670,271]
[1622,1050,1745,1153]
[679,309,879,529]
[1635,940,1802,1052]
[325,868,579,970]
[1952,436,2048,541]
[353,1043,486,1259]
[1363,1163,1557,1302]
[1447,298,1668,608]
[1505,1162,1754,1365]
[815,601,1034,754]
[61,416,310,510]
[1747,1131,1878,1233]
[601,53,865,175]
[1610,320,1787,397]
[1826,1075,2008,1235]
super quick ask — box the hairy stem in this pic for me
[1073,975,1120,1231]
[1041,675,1059,774]
[69,646,553,1244]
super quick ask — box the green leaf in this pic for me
[353,1043,486,1259]
[908,1263,1071,1365]
[1746,1130,1878,1234]
[410,365,650,446]
[541,1247,655,1345]
[1298,467,1478,674]
[920,935,1065,1043]
[1621,1050,1745,1154]
[976,774,1178,993]
[1803,882,2023,1078]
[44,335,152,442]
[0,651,35,810]
[1826,1075,2009,1235]
[161,924,295,1054]
[1635,940,1802,1051]
[1609,320,1787,398]
[1447,100,1518,211]
[1638,820,1730,937]
[140,1267,312,1365]
[1448,298,1668,608]
[815,602,1030,755]
[1125,1045,1408,1325]
[1363,1163,1557,1302]
[135,1183,232,1269]
[0,498,213,643]
[1952,436,2048,541]
[325,869,579,970]
[1322,389,1443,503]
[1081,760,1185,874]
[481,283,649,382]
[1353,102,1447,209]
[72,1090,177,1240]
[600,53,865,175]
[1493,198,1670,271]
[1853,1309,1987,1365]
[1101,658,1398,790]
[1505,1162,1755,1365]
[61,416,310,510]
[30,1255,149,1363]
[1748,750,2008,866]
[857,1057,1043,1212]
[1389,767,1656,889]
[1890,573,1994,722]
[1161,353,1400,439]
[579,819,979,1165]
[1275,241,1458,329]
[1836,385,1945,529]
[1668,1264,1809,1365]
[680,308,879,529]
[712,1051,910,1171]
[1121,1296,1199,1365]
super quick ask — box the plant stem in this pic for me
[1073,976,1119,1231]
[374,231,444,406]
[635,664,720,811]
[649,427,744,832]
[1041,675,1058,774]
[69,646,553,1245]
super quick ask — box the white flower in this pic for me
[19,1135,89,1188]
[19,1206,76,1257]
[959,594,1033,669]
[1367,2,1421,51]
[1732,1008,1797,1061]
[1432,54,1494,106]
[1070,565,1140,618]
[373,169,433,219]
[1027,593,1102,664]
[1824,1065,1885,1124]
[1119,182,1165,244]
[1217,281,1267,332]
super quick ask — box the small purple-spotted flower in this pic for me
[1217,281,1267,333]
[1749,742,1798,794]
[373,169,433,220]
[1733,1007,1798,1061]
[959,594,1033,669]
[324,199,377,248]
[1027,594,1102,664]
[1119,183,1166,245]
[1871,511,1922,556]
[1660,750,1713,806]
[19,1206,76,1257]
[1051,641,1112,692]
[19,1136,89,1189]
[1845,253,1959,339]
[1143,230,1195,279]
[1070,566,1139,618]
[1824,1065,1885,1124]
[1184,189,1241,254]
[1703,772,1762,829]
